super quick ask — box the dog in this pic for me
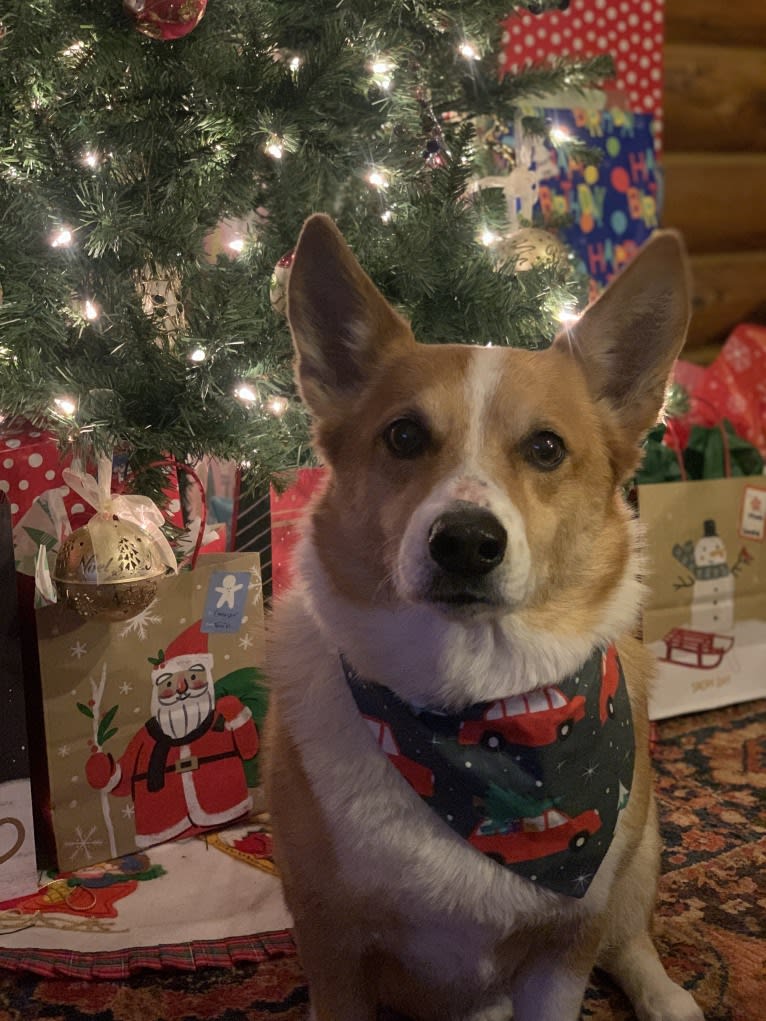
[265,213,704,1021]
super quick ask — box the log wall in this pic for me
[663,0,766,358]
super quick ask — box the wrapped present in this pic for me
[270,467,327,596]
[499,0,664,126]
[686,324,766,459]
[184,455,237,549]
[0,422,185,532]
[0,422,76,528]
[477,101,660,300]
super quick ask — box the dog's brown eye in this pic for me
[524,430,566,471]
[384,417,429,459]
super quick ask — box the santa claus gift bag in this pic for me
[34,552,266,870]
[639,475,766,719]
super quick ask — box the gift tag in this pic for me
[739,485,766,542]
[201,570,251,632]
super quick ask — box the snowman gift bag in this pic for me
[639,476,766,719]
[33,551,267,871]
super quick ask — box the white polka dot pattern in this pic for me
[500,0,664,128]
[0,424,187,529]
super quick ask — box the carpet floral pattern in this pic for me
[0,700,763,1021]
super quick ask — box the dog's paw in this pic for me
[635,983,704,1021]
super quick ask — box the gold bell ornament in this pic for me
[494,226,568,272]
[45,457,178,620]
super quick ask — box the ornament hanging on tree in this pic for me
[123,0,207,41]
[495,226,568,273]
[269,250,295,316]
[136,264,185,341]
[48,458,178,620]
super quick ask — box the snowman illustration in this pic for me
[673,519,735,634]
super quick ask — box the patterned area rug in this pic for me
[0,699,763,1021]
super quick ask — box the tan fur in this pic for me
[265,215,704,1021]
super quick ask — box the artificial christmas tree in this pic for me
[0,0,611,494]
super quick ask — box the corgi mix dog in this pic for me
[265,214,704,1021]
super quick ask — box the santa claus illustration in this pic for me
[86,621,259,847]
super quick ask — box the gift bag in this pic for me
[0,496,38,902]
[34,552,267,870]
[639,477,766,719]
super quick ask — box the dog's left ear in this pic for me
[553,230,691,443]
[287,214,413,418]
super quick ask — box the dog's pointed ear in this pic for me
[552,230,691,442]
[287,214,413,417]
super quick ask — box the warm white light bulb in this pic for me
[235,384,257,403]
[480,229,498,247]
[557,307,581,326]
[266,396,289,417]
[289,56,302,72]
[61,41,85,58]
[367,169,388,190]
[459,41,480,61]
[266,140,284,159]
[550,126,571,145]
[84,299,98,321]
[381,209,393,223]
[190,347,206,363]
[50,228,73,248]
[228,238,245,253]
[54,396,76,417]
[82,151,99,169]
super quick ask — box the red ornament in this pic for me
[123,0,207,41]
[269,250,296,316]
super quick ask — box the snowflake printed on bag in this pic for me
[724,337,753,373]
[64,824,104,862]
[118,600,162,641]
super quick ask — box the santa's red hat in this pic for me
[150,620,213,681]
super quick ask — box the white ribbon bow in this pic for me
[61,456,179,575]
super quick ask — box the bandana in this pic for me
[343,645,634,898]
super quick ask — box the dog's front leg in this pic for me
[510,960,591,1021]
[509,929,600,1021]
[299,938,377,1021]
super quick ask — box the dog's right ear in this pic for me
[287,214,413,418]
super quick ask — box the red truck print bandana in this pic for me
[343,645,634,898]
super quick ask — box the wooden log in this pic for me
[663,154,766,254]
[683,250,766,350]
[666,0,766,47]
[665,43,766,153]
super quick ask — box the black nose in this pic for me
[428,504,507,577]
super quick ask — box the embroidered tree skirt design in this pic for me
[0,700,763,1021]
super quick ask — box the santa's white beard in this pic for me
[154,686,214,739]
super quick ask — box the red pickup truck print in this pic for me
[599,646,621,724]
[458,686,586,750]
[469,807,602,865]
[364,716,435,797]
